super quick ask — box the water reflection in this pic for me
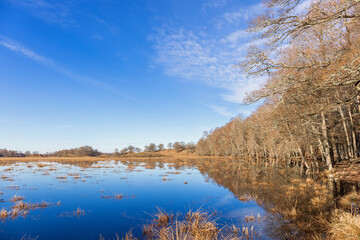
[0,158,357,239]
[0,160,265,240]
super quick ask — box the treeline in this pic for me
[197,0,360,171]
[0,142,197,158]
[52,146,101,157]
[115,142,196,155]
[0,149,28,157]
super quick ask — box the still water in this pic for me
[0,160,268,239]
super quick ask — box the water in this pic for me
[0,160,268,240]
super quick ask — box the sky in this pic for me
[0,0,266,153]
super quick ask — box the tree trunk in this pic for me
[321,112,333,171]
[338,105,353,158]
[348,107,358,158]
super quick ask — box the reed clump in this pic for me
[0,209,10,219]
[338,191,360,212]
[142,209,254,240]
[101,193,135,200]
[329,210,360,240]
[9,194,25,202]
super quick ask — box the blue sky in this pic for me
[0,0,265,153]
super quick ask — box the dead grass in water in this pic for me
[141,208,257,240]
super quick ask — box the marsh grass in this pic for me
[99,231,136,240]
[10,194,25,202]
[57,207,87,218]
[165,171,181,174]
[56,175,67,179]
[244,214,255,222]
[0,209,10,219]
[329,210,360,240]
[101,193,135,200]
[338,191,360,212]
[141,208,256,240]
[7,184,20,190]
[0,198,58,220]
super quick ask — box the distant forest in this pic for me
[196,0,360,171]
[0,141,196,157]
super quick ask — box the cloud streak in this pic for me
[223,3,264,23]
[8,0,74,25]
[0,35,130,99]
[151,21,265,104]
[207,105,233,117]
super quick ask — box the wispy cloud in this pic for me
[0,35,130,99]
[207,105,233,117]
[223,3,264,24]
[0,37,52,65]
[202,0,229,10]
[8,0,74,25]
[151,24,265,104]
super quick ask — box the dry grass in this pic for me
[101,193,135,200]
[165,171,181,174]
[36,163,48,168]
[57,207,86,218]
[10,194,25,202]
[99,232,137,240]
[0,198,57,221]
[142,209,254,240]
[238,194,252,202]
[338,191,360,212]
[329,210,360,240]
[75,207,86,217]
[245,214,255,222]
[56,175,67,179]
[0,209,10,219]
[0,151,224,166]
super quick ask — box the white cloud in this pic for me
[8,0,73,25]
[150,2,268,106]
[221,29,249,44]
[223,3,264,23]
[0,35,130,99]
[202,0,228,9]
[151,26,265,104]
[0,37,52,65]
[207,105,233,117]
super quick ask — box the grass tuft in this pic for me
[329,210,360,240]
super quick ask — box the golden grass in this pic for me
[0,151,225,166]
[101,193,136,200]
[329,210,360,240]
[56,175,67,179]
[10,194,25,202]
[0,198,58,221]
[245,214,255,222]
[338,191,360,212]
[142,209,254,240]
[99,232,136,240]
[0,208,10,219]
[75,207,86,217]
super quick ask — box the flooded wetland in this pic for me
[0,158,357,240]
